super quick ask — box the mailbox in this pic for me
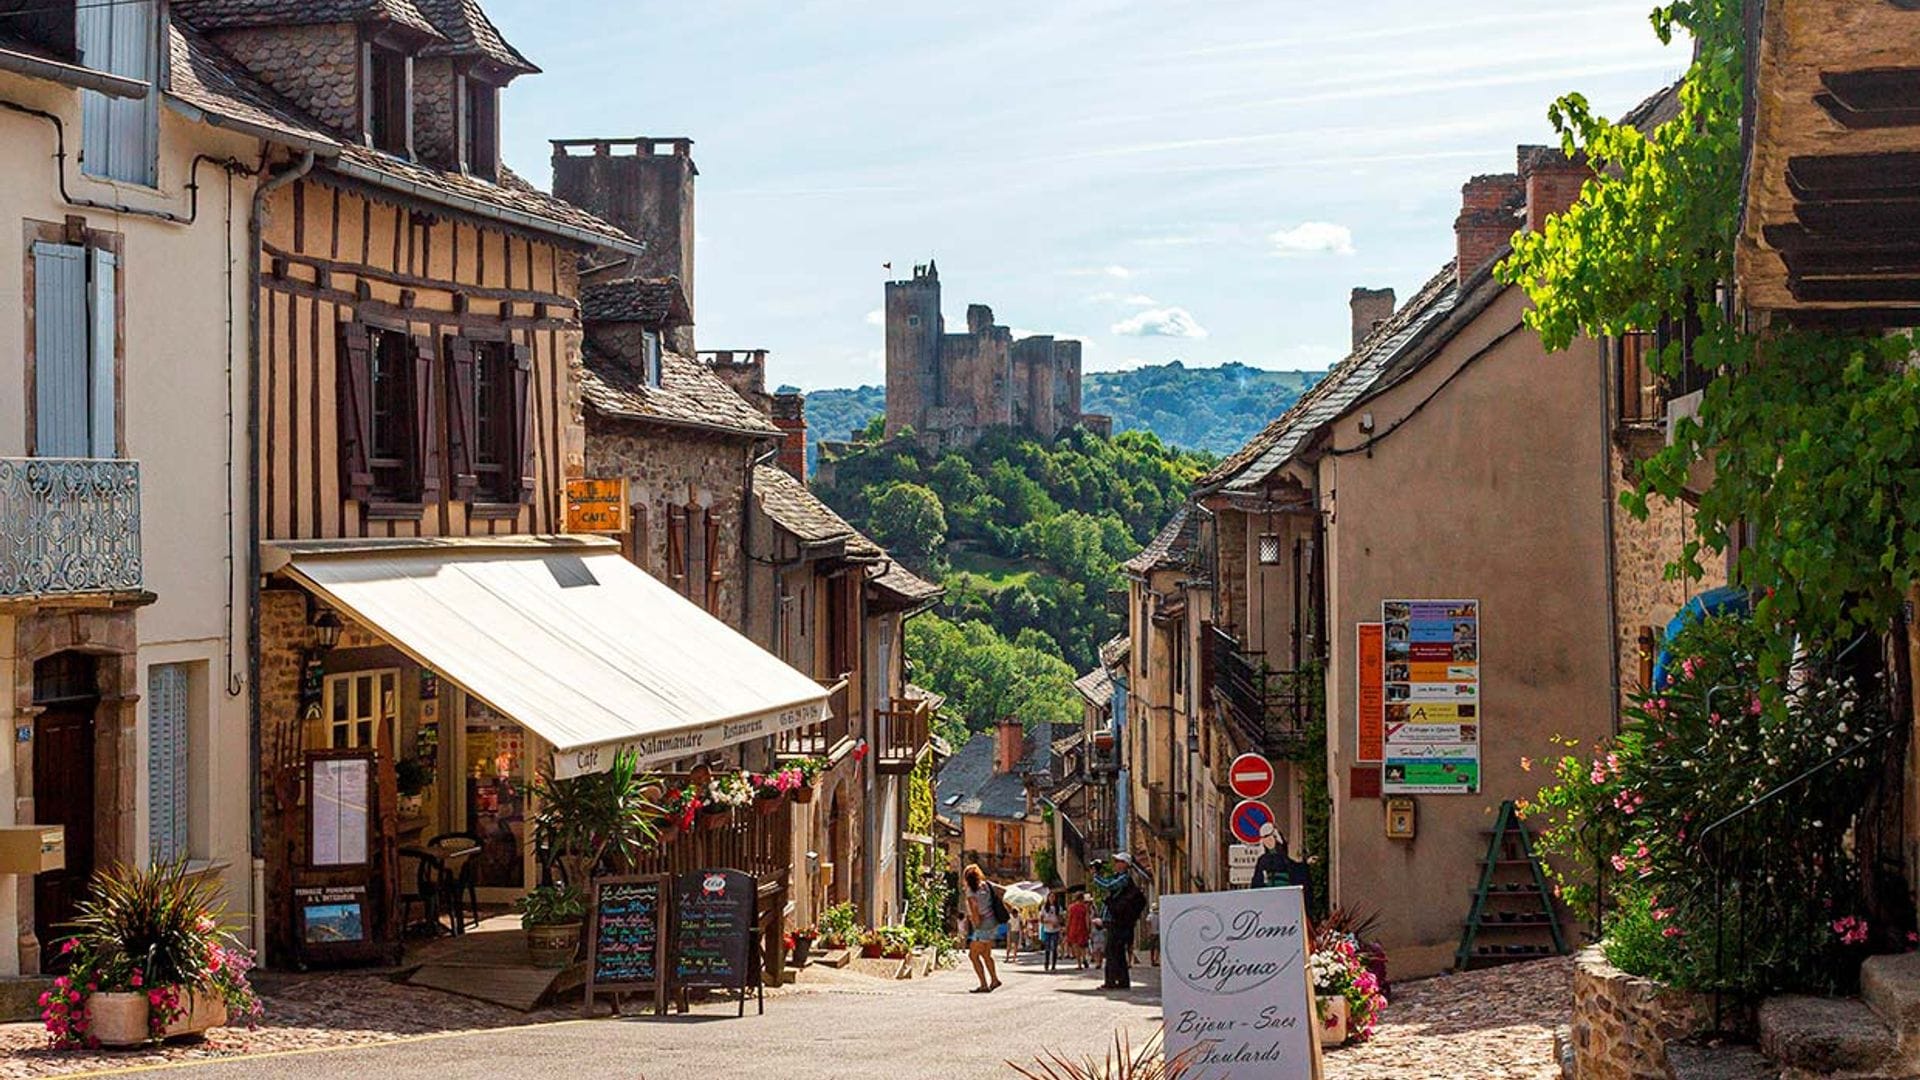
[0,825,64,874]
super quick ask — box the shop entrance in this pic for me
[32,652,98,970]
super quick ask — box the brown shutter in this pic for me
[445,336,478,499]
[337,323,375,501]
[625,502,650,571]
[704,508,722,613]
[511,341,534,504]
[666,503,687,587]
[413,335,441,501]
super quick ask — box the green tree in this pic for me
[867,481,947,575]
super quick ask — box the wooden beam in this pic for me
[1766,222,1920,251]
[1794,198,1920,233]
[1782,247,1920,276]
[1789,275,1920,303]
[1821,68,1920,115]
[1815,92,1920,131]
[1787,152,1920,200]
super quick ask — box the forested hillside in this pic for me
[814,428,1213,741]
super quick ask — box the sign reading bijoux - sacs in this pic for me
[1161,886,1323,1079]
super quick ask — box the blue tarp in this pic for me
[1650,586,1751,690]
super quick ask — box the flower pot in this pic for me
[526,921,583,968]
[1316,994,1349,1048]
[397,793,425,818]
[860,941,883,959]
[791,936,814,967]
[89,991,152,1048]
[701,808,733,832]
[159,989,229,1042]
[792,785,814,805]
[756,794,783,816]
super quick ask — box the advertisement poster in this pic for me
[1381,599,1480,794]
[1356,623,1384,763]
[1161,886,1322,1079]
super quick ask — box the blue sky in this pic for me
[489,1,1689,391]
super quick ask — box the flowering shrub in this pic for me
[1307,932,1386,1041]
[750,768,804,798]
[706,772,756,810]
[1525,616,1882,996]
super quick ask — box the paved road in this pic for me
[138,958,1164,1080]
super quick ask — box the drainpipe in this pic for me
[1599,338,1623,732]
[246,149,316,964]
[741,441,781,650]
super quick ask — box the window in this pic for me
[366,44,411,156]
[446,337,528,505]
[30,236,117,457]
[340,324,438,506]
[323,670,400,752]
[77,0,157,185]
[666,503,721,613]
[147,662,198,864]
[369,328,415,498]
[462,78,498,178]
[641,329,663,388]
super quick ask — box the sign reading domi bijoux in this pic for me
[1161,886,1323,1079]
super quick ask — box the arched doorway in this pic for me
[33,651,99,968]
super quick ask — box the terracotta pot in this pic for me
[159,990,229,1042]
[860,941,882,959]
[1316,994,1349,1048]
[526,921,583,968]
[88,991,151,1048]
[700,807,733,831]
[756,793,783,816]
[792,785,815,805]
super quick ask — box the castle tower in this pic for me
[552,138,698,309]
[884,262,942,437]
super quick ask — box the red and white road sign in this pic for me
[1230,799,1275,844]
[1229,753,1275,800]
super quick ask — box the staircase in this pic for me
[1666,953,1920,1080]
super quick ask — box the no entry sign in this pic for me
[1229,799,1275,844]
[1229,753,1275,799]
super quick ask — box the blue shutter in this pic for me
[147,664,190,865]
[76,0,112,178]
[89,248,117,457]
[78,0,156,185]
[33,242,89,457]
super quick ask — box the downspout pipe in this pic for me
[246,149,315,963]
[741,441,782,650]
[1599,338,1624,733]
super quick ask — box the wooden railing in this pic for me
[775,677,851,759]
[874,696,931,774]
[961,851,1028,882]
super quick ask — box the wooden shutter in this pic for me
[511,341,534,504]
[625,502,650,571]
[703,508,722,612]
[337,323,375,501]
[147,663,190,865]
[412,335,440,501]
[444,336,478,499]
[88,247,116,457]
[666,504,687,587]
[32,241,89,457]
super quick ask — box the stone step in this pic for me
[1665,1041,1781,1080]
[1758,995,1911,1076]
[1861,952,1920,1034]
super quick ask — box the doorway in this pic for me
[33,652,99,969]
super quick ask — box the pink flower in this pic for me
[60,940,75,954]
[1610,854,1629,872]
[128,972,142,988]
[1708,712,1721,726]
[1662,926,1682,939]
[1635,844,1649,859]
[1680,658,1699,680]
[1748,696,1763,716]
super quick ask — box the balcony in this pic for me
[776,676,852,759]
[875,695,932,775]
[1206,625,1311,757]
[0,458,142,603]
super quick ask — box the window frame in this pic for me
[24,219,122,458]
[147,661,200,866]
[338,317,439,514]
[459,73,500,179]
[322,669,401,754]
[366,325,417,500]
[363,40,413,157]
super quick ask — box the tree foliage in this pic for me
[866,481,948,576]
[906,615,1082,743]
[1496,0,1920,653]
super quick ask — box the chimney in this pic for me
[551,138,698,309]
[772,392,807,482]
[1349,287,1396,349]
[1454,172,1525,287]
[1517,145,1592,235]
[994,718,1024,775]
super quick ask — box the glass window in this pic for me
[368,328,416,500]
[367,45,410,155]
[470,340,514,501]
[324,669,400,752]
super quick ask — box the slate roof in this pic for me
[1098,635,1129,674]
[1198,262,1460,495]
[870,559,944,606]
[335,146,637,248]
[167,20,335,149]
[935,723,1063,822]
[173,0,441,38]
[583,350,781,437]
[414,0,537,72]
[1073,665,1113,708]
[1122,505,1200,575]
[752,465,860,546]
[581,278,690,326]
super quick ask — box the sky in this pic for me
[488,1,1690,391]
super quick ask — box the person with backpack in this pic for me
[1100,853,1148,990]
[962,863,1005,993]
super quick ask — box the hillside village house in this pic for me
[935,719,1070,886]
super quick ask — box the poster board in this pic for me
[584,874,669,1017]
[1356,623,1385,763]
[308,752,372,867]
[672,868,763,1016]
[1161,885,1324,1079]
[1380,599,1480,794]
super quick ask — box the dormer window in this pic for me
[76,0,158,185]
[462,77,499,179]
[365,43,412,156]
[642,330,663,388]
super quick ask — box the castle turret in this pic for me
[552,138,698,310]
[885,263,942,438]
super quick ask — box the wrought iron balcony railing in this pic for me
[0,458,142,601]
[1206,624,1311,757]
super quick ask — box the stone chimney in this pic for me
[1517,145,1592,235]
[772,393,807,482]
[1454,172,1525,287]
[994,718,1025,775]
[551,138,697,308]
[1349,287,1396,349]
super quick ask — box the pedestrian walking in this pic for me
[1065,891,1092,970]
[1100,853,1147,991]
[962,863,1003,994]
[1038,892,1064,972]
[1004,905,1022,964]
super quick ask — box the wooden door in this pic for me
[34,703,96,968]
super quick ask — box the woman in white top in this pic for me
[962,863,1002,994]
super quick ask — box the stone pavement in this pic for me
[0,954,1573,1079]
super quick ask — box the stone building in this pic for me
[883,262,1109,450]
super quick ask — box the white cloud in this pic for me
[1111,307,1209,339]
[1105,264,1133,279]
[1086,292,1159,306]
[865,308,885,326]
[1268,222,1355,256]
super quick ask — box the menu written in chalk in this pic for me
[590,877,664,988]
[673,869,755,989]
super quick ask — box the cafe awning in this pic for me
[262,536,829,778]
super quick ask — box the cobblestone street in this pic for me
[0,956,1571,1079]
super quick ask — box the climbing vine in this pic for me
[1497,0,1920,657]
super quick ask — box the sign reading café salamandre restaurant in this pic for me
[1161,886,1323,1079]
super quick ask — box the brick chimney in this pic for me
[551,138,697,309]
[1454,172,1525,287]
[1349,287,1396,349]
[994,718,1025,775]
[772,392,807,482]
[1517,145,1592,234]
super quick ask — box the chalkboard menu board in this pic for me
[584,875,668,1016]
[673,869,755,990]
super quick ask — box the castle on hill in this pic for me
[883,262,1110,450]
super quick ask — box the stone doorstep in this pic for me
[1758,996,1912,1076]
[1665,1040,1782,1080]
[1861,953,1920,1036]
[0,975,53,1023]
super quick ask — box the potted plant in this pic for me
[42,862,263,1049]
[818,902,860,950]
[858,929,884,959]
[878,925,912,960]
[519,884,588,967]
[1308,930,1387,1048]
[790,925,817,967]
[792,757,827,804]
[395,758,432,818]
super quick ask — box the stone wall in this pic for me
[1609,434,1727,710]
[210,24,361,138]
[1571,946,1716,1080]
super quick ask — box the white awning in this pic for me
[264,536,829,778]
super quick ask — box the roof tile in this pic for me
[174,0,441,38]
[1123,505,1200,575]
[583,351,781,437]
[413,0,537,72]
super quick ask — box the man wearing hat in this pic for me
[1251,822,1314,909]
[1099,853,1148,990]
